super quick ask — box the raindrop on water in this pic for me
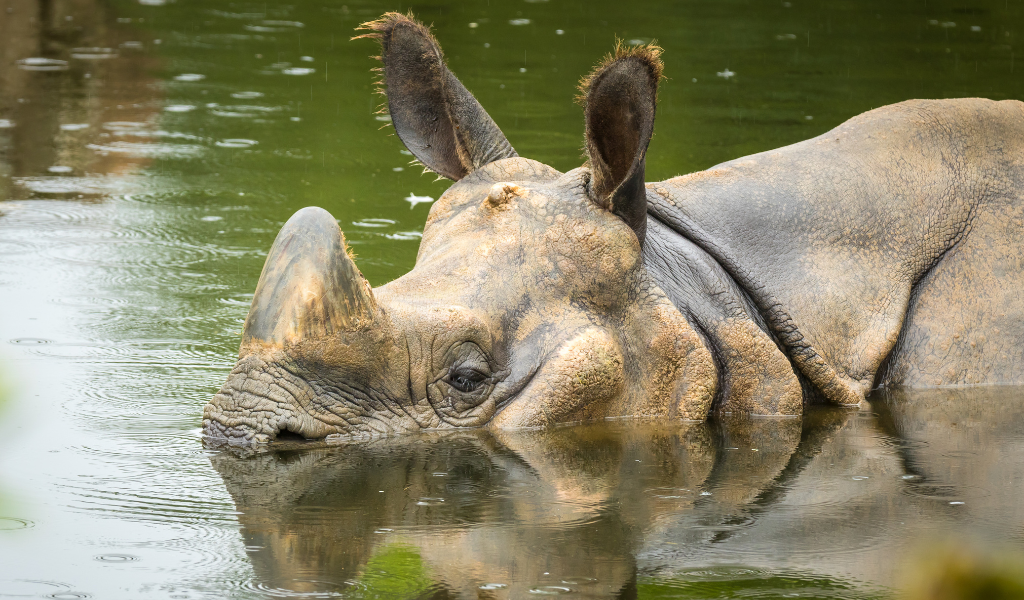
[216,139,258,148]
[17,57,69,71]
[94,554,139,563]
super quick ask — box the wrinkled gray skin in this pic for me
[203,13,1024,445]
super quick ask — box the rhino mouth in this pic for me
[202,353,400,446]
[203,356,318,446]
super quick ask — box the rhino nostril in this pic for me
[275,429,306,441]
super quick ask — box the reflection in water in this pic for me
[207,389,1024,597]
[0,0,161,200]
[1,0,1023,597]
[210,418,810,598]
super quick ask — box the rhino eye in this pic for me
[446,368,487,393]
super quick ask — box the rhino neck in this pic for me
[641,210,805,417]
[644,175,871,408]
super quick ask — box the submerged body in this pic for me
[202,13,1024,444]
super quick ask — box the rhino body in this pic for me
[203,13,1024,445]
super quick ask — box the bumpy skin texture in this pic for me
[203,12,1024,445]
[205,159,718,442]
[648,98,1024,404]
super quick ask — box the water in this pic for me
[0,0,1022,597]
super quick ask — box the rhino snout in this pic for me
[203,354,337,445]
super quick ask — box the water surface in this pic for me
[1,0,1023,597]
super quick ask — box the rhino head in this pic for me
[203,13,718,444]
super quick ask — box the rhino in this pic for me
[203,12,1024,445]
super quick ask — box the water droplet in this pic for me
[555,29,564,35]
[174,73,205,82]
[17,58,69,71]
[352,218,396,228]
[230,91,263,99]
[60,123,89,130]
[48,166,73,174]
[717,68,736,79]
[201,216,223,222]
[509,18,531,25]
[10,338,51,345]
[0,119,13,128]
[282,67,315,76]
[852,476,869,481]
[0,517,34,530]
[528,586,573,595]
[392,167,404,172]
[70,48,117,60]
[480,583,508,590]
[405,193,434,208]
[950,501,965,505]
[469,22,478,28]
[94,554,139,562]
[300,56,314,62]
[216,139,258,148]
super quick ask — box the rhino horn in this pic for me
[242,207,377,348]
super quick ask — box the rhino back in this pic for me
[646,98,1024,403]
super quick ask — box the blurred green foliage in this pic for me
[637,567,885,599]
[351,543,438,599]
[902,543,1024,600]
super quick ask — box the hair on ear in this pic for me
[578,40,664,246]
[576,40,664,108]
[354,12,517,181]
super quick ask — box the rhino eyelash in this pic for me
[446,369,487,393]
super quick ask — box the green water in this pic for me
[1,0,1023,598]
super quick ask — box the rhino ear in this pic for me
[355,12,517,181]
[579,42,663,246]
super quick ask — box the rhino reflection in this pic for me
[211,389,1024,595]
[0,0,159,200]
[209,417,815,599]
[877,387,1024,526]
